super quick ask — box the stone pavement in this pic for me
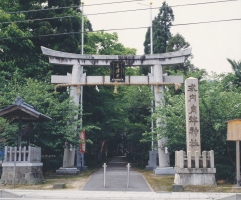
[0,190,239,200]
[82,156,152,192]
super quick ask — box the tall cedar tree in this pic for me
[143,1,174,55]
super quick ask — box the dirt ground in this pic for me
[0,169,95,190]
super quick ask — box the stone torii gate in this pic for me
[41,46,191,174]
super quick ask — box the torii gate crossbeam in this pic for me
[41,46,192,174]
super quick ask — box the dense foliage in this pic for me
[147,72,241,181]
[0,0,240,183]
[0,0,151,170]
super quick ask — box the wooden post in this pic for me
[237,141,240,187]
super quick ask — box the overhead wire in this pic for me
[85,0,240,17]
[0,0,240,41]
[1,15,80,25]
[6,0,146,14]
[0,18,240,41]
[1,0,240,25]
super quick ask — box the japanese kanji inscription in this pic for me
[185,77,201,156]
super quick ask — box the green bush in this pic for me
[215,164,236,183]
[41,155,62,175]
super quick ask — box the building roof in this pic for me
[0,97,52,122]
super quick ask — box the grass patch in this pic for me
[137,169,173,192]
[138,169,241,193]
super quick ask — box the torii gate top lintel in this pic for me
[41,46,192,169]
[41,46,192,67]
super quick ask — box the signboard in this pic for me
[227,119,241,141]
[79,130,86,153]
[110,61,125,82]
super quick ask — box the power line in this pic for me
[170,0,238,8]
[8,5,80,14]
[1,15,80,25]
[6,0,146,14]
[172,18,241,26]
[1,0,240,25]
[86,0,240,16]
[0,18,240,41]
[84,0,146,7]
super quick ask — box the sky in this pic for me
[84,0,241,75]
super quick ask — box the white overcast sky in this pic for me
[84,0,241,75]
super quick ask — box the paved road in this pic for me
[0,190,239,200]
[82,156,152,192]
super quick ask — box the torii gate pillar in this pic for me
[153,64,174,174]
[70,64,82,108]
[41,46,192,175]
[70,64,87,170]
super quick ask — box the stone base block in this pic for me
[172,184,184,192]
[174,167,216,186]
[0,164,44,185]
[145,151,157,170]
[154,167,175,175]
[53,183,66,189]
[56,167,79,175]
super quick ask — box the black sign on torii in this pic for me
[41,46,192,172]
[110,61,125,82]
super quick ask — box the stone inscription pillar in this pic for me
[154,64,170,168]
[63,144,75,168]
[185,77,201,156]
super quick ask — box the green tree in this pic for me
[0,76,80,155]
[85,31,136,55]
[0,0,92,81]
[149,73,241,181]
[227,58,241,86]
[143,1,174,54]
[0,0,152,168]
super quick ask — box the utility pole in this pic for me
[76,1,87,171]
[80,1,84,129]
[149,2,154,151]
[143,2,156,170]
[81,2,84,56]
[150,2,153,55]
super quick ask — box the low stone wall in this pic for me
[174,150,216,186]
[0,146,44,185]
[0,164,44,184]
[174,168,216,185]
